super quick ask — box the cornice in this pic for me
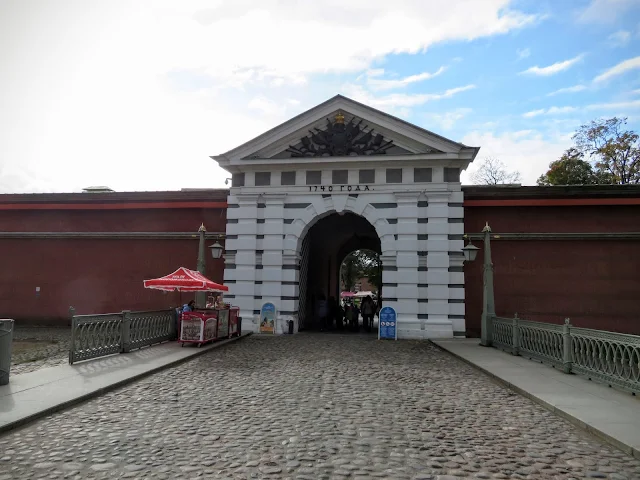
[0,231,227,240]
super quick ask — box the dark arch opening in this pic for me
[297,212,381,332]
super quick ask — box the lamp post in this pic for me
[196,224,207,308]
[195,225,225,308]
[462,222,496,347]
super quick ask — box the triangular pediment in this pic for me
[213,95,478,168]
[269,110,418,159]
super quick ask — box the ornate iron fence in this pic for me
[518,319,564,367]
[69,313,124,364]
[490,315,640,394]
[570,327,640,394]
[492,316,515,353]
[69,309,176,364]
[125,310,174,352]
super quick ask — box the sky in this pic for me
[1,0,640,193]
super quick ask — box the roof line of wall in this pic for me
[0,185,638,210]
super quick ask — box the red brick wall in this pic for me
[464,205,640,336]
[2,189,639,335]
[0,206,227,325]
[0,207,227,233]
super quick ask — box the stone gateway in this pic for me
[213,95,480,339]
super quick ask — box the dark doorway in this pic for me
[297,212,381,331]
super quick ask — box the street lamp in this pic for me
[462,222,496,347]
[462,241,479,262]
[195,224,226,308]
[209,241,223,259]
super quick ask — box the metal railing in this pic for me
[490,315,640,394]
[69,309,176,364]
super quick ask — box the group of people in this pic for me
[315,294,381,332]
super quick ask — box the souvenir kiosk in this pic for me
[143,267,239,347]
[179,301,240,348]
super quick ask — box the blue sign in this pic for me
[379,306,397,340]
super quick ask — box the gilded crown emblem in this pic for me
[285,110,395,157]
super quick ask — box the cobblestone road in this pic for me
[1,334,639,480]
[10,327,70,375]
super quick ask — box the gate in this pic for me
[297,234,311,330]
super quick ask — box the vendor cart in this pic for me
[179,306,240,347]
[143,266,231,346]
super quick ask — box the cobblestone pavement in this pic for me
[10,327,70,375]
[1,334,639,480]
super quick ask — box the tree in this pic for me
[339,249,381,292]
[471,157,521,185]
[572,117,640,184]
[537,148,615,186]
[340,253,360,292]
[354,249,381,291]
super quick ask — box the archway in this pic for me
[297,212,381,331]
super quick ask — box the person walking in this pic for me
[361,296,375,333]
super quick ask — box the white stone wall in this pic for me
[223,166,465,339]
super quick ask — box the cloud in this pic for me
[607,30,631,47]
[516,48,531,60]
[0,0,542,193]
[248,96,289,117]
[593,56,640,83]
[343,84,476,110]
[547,85,588,96]
[523,109,546,118]
[520,54,586,76]
[577,0,640,24]
[522,106,577,118]
[461,130,572,185]
[424,108,473,131]
[585,100,640,110]
[367,66,447,91]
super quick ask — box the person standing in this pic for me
[316,294,328,332]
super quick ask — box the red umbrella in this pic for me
[341,291,355,298]
[143,267,228,292]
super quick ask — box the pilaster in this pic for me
[260,194,287,311]
[423,190,454,338]
[225,194,260,332]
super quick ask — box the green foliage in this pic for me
[537,148,614,186]
[573,117,640,185]
[538,117,638,186]
[339,249,381,292]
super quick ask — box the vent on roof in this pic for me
[82,186,115,193]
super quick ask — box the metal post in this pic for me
[563,317,572,374]
[170,308,178,340]
[480,222,495,347]
[196,224,207,308]
[512,313,519,356]
[0,319,14,385]
[122,310,131,353]
[68,307,77,364]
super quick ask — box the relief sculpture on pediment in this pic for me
[285,111,396,157]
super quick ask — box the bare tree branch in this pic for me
[470,157,521,185]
